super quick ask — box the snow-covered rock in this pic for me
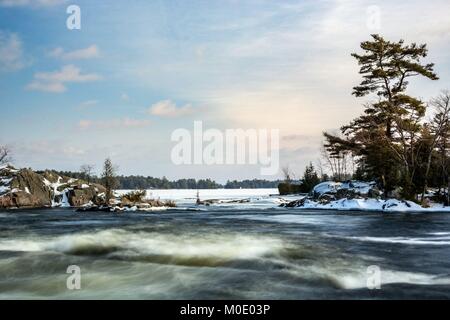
[279,180,450,212]
[313,181,342,196]
[312,180,380,200]
[280,195,450,212]
[0,166,52,208]
[0,166,106,209]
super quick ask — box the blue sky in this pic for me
[0,0,449,181]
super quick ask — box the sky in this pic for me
[0,0,449,182]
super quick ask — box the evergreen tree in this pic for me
[324,34,438,199]
[101,158,118,204]
[301,162,320,192]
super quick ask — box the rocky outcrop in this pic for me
[67,184,106,207]
[0,165,106,209]
[12,169,52,206]
[281,180,383,208]
[312,181,381,203]
[0,166,52,208]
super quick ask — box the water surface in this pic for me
[1,190,450,299]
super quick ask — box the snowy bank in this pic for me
[281,181,450,213]
[281,197,450,212]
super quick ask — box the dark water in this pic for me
[1,207,450,299]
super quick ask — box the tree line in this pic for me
[50,168,283,189]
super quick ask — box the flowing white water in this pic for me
[1,189,450,299]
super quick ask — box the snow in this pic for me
[120,188,280,201]
[0,178,12,185]
[313,182,342,195]
[0,177,12,195]
[116,188,280,209]
[113,188,450,213]
[2,172,450,213]
[289,197,450,213]
[0,165,18,173]
[313,181,376,196]
[43,176,73,207]
[0,185,10,194]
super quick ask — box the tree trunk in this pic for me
[447,178,450,207]
[421,151,434,205]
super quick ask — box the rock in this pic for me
[318,193,336,204]
[0,168,52,208]
[312,180,381,200]
[382,199,411,210]
[335,188,358,200]
[0,165,107,209]
[312,181,341,199]
[280,198,307,208]
[76,206,112,213]
[67,184,106,207]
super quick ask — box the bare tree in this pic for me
[80,164,95,184]
[282,165,294,183]
[422,90,450,204]
[315,158,324,180]
[0,146,11,165]
[321,137,357,182]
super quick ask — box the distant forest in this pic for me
[50,170,287,189]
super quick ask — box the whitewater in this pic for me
[0,188,450,299]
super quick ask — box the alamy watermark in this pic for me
[366,5,381,31]
[66,5,81,30]
[66,265,81,290]
[171,121,280,176]
[367,265,381,289]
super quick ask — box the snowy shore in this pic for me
[284,197,450,213]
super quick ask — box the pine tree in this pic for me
[301,162,320,192]
[324,35,438,199]
[101,158,118,204]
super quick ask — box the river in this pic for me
[0,189,449,299]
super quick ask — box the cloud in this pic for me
[0,0,66,7]
[49,45,100,60]
[121,93,129,101]
[78,118,151,130]
[26,65,101,93]
[148,99,195,117]
[282,134,315,142]
[26,81,66,93]
[13,140,85,158]
[77,100,99,109]
[0,31,26,72]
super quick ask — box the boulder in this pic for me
[11,169,52,206]
[318,193,336,204]
[0,166,107,209]
[312,180,381,200]
[280,198,307,208]
[67,184,106,207]
[335,188,358,200]
[0,168,52,208]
